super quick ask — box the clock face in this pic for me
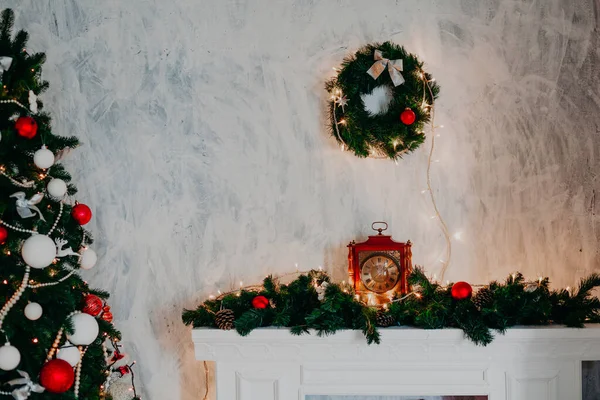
[360,253,400,293]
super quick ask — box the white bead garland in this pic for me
[74,346,87,399]
[0,266,30,330]
[0,99,28,110]
[0,219,36,234]
[28,268,76,289]
[47,201,63,235]
[46,325,65,361]
[0,169,34,188]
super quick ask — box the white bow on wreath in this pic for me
[366,49,404,87]
[6,370,45,399]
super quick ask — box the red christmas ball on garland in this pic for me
[400,108,416,125]
[71,203,92,225]
[39,359,75,394]
[251,295,269,309]
[101,305,113,323]
[0,226,7,244]
[451,281,473,300]
[82,294,103,317]
[15,116,38,139]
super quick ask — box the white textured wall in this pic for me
[5,0,600,398]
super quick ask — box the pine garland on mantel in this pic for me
[182,268,600,346]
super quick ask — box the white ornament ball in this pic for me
[56,341,81,367]
[33,146,55,169]
[21,234,56,269]
[24,302,43,320]
[79,248,97,270]
[67,313,99,345]
[47,179,67,199]
[0,343,20,371]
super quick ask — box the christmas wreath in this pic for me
[326,42,439,160]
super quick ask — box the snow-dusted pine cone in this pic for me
[375,310,396,327]
[215,309,235,330]
[473,287,494,310]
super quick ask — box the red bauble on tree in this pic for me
[39,359,75,394]
[451,281,473,300]
[251,295,269,309]
[0,226,7,245]
[71,203,92,225]
[400,108,416,125]
[82,294,103,317]
[14,116,38,139]
[101,305,113,323]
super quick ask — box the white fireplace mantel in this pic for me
[192,325,600,400]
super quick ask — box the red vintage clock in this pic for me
[348,222,412,304]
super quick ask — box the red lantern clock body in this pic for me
[348,222,413,304]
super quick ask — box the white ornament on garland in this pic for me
[0,342,20,371]
[47,179,67,199]
[55,238,78,258]
[56,341,81,367]
[28,90,38,114]
[11,192,46,221]
[79,247,97,270]
[24,302,43,321]
[33,146,54,169]
[21,234,56,269]
[315,281,329,301]
[67,313,99,346]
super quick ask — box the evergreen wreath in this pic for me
[326,42,440,160]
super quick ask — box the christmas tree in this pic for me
[0,9,139,399]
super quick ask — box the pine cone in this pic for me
[375,310,396,327]
[215,309,235,330]
[473,287,494,310]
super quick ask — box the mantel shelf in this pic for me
[192,325,600,362]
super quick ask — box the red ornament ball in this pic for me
[400,108,416,125]
[82,294,103,317]
[39,359,74,394]
[102,310,113,323]
[251,295,269,309]
[451,281,473,300]
[71,203,92,225]
[101,305,113,323]
[15,116,38,139]
[0,226,7,244]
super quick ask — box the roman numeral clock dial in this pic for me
[360,253,400,293]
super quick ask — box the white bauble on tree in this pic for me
[47,179,67,199]
[0,343,20,371]
[24,302,43,320]
[79,247,97,270]
[33,146,55,169]
[56,341,81,367]
[21,234,56,269]
[67,313,99,345]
